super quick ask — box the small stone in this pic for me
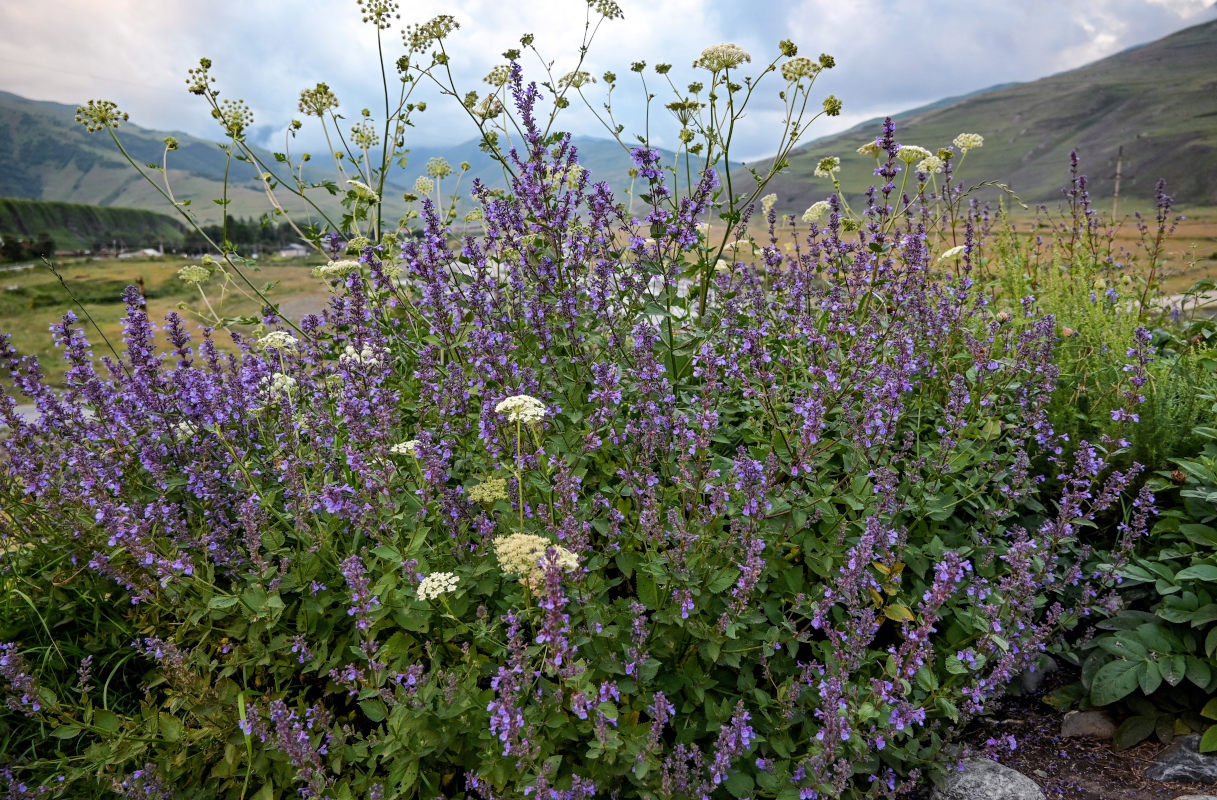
[1146,736,1217,784]
[1018,655,1059,694]
[1032,769,1048,779]
[1061,710,1117,739]
[931,758,1046,800]
[1172,795,1217,800]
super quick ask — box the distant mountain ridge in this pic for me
[0,90,718,224]
[745,18,1217,211]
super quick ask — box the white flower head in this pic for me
[781,56,818,83]
[857,141,882,158]
[340,343,381,368]
[412,176,434,196]
[813,156,840,179]
[390,439,421,457]
[265,372,297,395]
[493,533,579,587]
[495,394,547,424]
[896,145,933,164]
[916,156,944,175]
[256,331,297,352]
[695,43,751,73]
[347,179,379,203]
[313,260,360,279]
[417,572,459,601]
[802,200,831,224]
[467,477,509,504]
[761,193,778,214]
[953,133,984,153]
[178,265,211,284]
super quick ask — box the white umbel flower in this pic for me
[760,193,778,214]
[495,394,547,424]
[417,572,459,601]
[916,156,944,175]
[802,201,831,223]
[813,157,840,179]
[694,43,751,72]
[896,145,933,164]
[390,440,421,457]
[256,331,297,351]
[313,260,360,279]
[953,132,984,153]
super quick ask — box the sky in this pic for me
[2,0,1215,162]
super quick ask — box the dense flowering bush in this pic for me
[0,69,1154,796]
[0,2,1175,793]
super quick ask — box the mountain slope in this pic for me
[0,91,718,224]
[750,18,1217,213]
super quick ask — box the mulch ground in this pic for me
[958,674,1216,799]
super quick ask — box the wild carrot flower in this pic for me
[493,533,578,586]
[802,201,831,223]
[178,265,211,284]
[347,179,379,202]
[468,478,508,504]
[813,157,840,178]
[495,394,547,424]
[953,132,984,152]
[412,176,434,196]
[916,155,944,174]
[255,331,297,351]
[417,572,459,601]
[761,194,778,215]
[312,260,360,278]
[896,145,933,164]
[389,439,421,456]
[857,140,882,157]
[694,43,751,72]
[781,57,818,82]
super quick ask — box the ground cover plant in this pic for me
[0,3,1190,798]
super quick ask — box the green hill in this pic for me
[0,197,185,251]
[747,18,1217,214]
[0,90,723,225]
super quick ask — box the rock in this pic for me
[1060,710,1117,739]
[931,758,1045,800]
[1172,795,1217,800]
[1146,735,1217,784]
[1017,655,1059,694]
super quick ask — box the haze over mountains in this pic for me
[1,16,1214,230]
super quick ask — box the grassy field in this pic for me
[0,255,330,392]
[3,207,1214,394]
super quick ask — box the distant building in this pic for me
[117,247,164,259]
[277,243,310,258]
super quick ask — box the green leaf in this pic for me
[1091,660,1141,706]
[1189,657,1214,690]
[1113,715,1155,751]
[1138,661,1163,696]
[1202,724,1217,754]
[1162,655,1188,686]
[50,725,81,739]
[725,770,754,798]
[93,709,120,733]
[1176,564,1217,582]
[1200,698,1217,720]
[209,595,239,610]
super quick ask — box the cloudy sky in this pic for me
[2,0,1214,161]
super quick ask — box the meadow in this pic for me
[2,4,1217,800]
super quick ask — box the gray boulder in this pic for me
[931,758,1045,800]
[1145,735,1217,784]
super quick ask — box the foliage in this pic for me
[1055,411,1217,752]
[980,157,1216,474]
[0,5,1165,799]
